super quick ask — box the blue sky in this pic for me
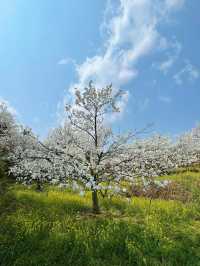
[0,0,199,138]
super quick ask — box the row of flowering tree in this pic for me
[1,83,200,213]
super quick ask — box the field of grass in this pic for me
[1,168,200,265]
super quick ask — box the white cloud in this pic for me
[74,2,154,89]
[159,57,175,73]
[165,0,185,10]
[70,0,184,90]
[154,39,182,74]
[61,0,184,120]
[158,96,172,103]
[174,61,200,85]
[57,57,74,66]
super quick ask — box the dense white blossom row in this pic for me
[0,84,200,211]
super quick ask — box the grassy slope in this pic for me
[0,170,200,266]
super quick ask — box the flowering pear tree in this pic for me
[10,82,137,212]
[9,127,72,191]
[130,135,176,179]
[0,102,22,182]
[190,125,200,162]
[0,102,20,155]
[10,129,50,190]
[174,125,200,167]
[47,82,138,213]
[128,135,177,192]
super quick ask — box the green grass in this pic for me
[1,169,200,265]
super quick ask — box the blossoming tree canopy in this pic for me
[130,135,176,179]
[0,102,20,154]
[175,125,200,167]
[60,82,136,213]
[10,129,52,189]
[6,81,200,214]
[8,82,135,212]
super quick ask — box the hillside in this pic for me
[0,168,200,266]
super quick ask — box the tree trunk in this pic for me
[92,190,100,214]
[36,180,43,192]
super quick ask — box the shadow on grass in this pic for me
[13,189,92,219]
